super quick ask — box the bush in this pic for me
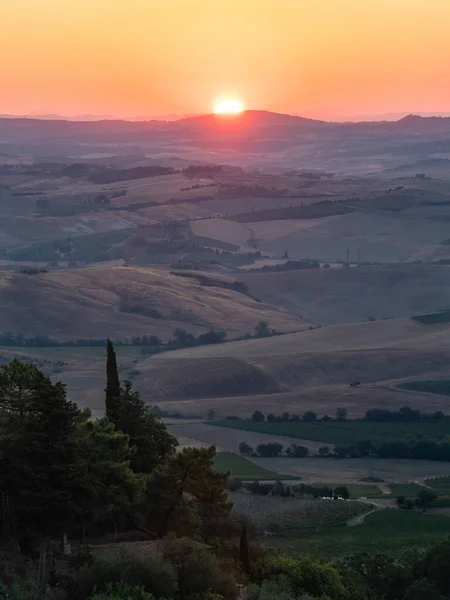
[161,537,238,600]
[227,478,243,492]
[73,549,177,600]
[257,555,346,599]
[88,582,154,600]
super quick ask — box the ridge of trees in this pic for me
[0,320,280,352]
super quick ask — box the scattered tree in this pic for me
[239,441,253,456]
[302,411,317,422]
[251,410,265,422]
[335,407,348,421]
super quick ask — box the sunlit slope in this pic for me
[0,267,304,340]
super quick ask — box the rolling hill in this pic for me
[239,264,450,324]
[133,317,450,407]
[0,266,305,340]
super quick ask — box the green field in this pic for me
[318,483,384,499]
[209,419,450,444]
[425,476,450,492]
[397,378,450,396]
[412,310,450,324]
[213,452,291,480]
[8,229,132,262]
[267,509,450,558]
[387,483,426,497]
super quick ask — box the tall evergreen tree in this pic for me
[112,381,177,474]
[0,360,81,590]
[239,523,251,574]
[105,339,121,421]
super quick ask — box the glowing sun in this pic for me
[214,99,244,115]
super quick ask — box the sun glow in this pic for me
[214,99,244,115]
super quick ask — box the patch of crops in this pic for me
[388,483,426,497]
[312,483,383,499]
[267,509,450,558]
[396,378,450,396]
[229,493,367,527]
[209,419,450,444]
[412,310,450,324]
[425,476,450,491]
[214,452,284,480]
[261,501,369,533]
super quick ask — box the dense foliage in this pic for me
[4,349,450,599]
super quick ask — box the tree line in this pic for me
[239,441,309,458]
[0,321,278,352]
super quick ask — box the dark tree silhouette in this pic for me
[239,523,250,574]
[105,339,121,421]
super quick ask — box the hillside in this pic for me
[239,264,450,324]
[132,317,450,404]
[0,266,304,339]
[150,317,450,358]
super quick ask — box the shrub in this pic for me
[227,478,243,492]
[88,582,154,600]
[73,549,177,600]
[257,555,345,599]
[161,537,238,600]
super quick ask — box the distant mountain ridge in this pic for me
[2,110,450,157]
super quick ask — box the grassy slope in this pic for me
[240,264,450,325]
[152,317,450,359]
[214,452,286,480]
[0,266,303,340]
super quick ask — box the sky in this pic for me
[1,0,450,120]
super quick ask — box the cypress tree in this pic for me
[105,339,121,421]
[239,523,250,574]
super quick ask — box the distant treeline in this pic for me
[239,440,309,458]
[232,407,450,424]
[255,260,320,272]
[335,438,450,462]
[61,163,177,184]
[364,407,448,422]
[184,165,223,178]
[0,333,131,348]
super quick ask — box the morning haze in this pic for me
[2,2,450,599]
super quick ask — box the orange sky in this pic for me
[1,0,450,119]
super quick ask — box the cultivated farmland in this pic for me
[397,378,450,396]
[207,419,450,444]
[266,509,450,558]
[229,493,368,525]
[213,452,285,480]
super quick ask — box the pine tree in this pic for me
[105,339,121,421]
[0,360,81,590]
[148,446,231,538]
[110,380,177,474]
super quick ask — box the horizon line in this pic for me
[2,109,450,125]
